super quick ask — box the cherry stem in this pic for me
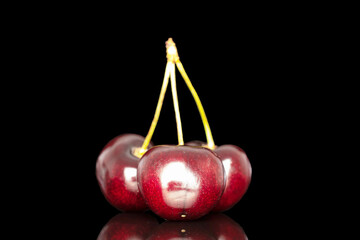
[166,38,184,145]
[169,61,184,145]
[175,60,216,150]
[136,61,171,157]
[134,38,214,157]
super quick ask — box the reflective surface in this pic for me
[97,213,159,240]
[97,213,247,240]
[96,134,153,211]
[138,145,225,220]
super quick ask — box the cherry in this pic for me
[97,213,159,240]
[187,141,252,212]
[96,134,153,212]
[148,213,247,239]
[137,145,225,221]
[212,145,252,212]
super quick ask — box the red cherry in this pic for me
[97,213,159,240]
[96,134,153,211]
[137,145,225,220]
[186,141,252,212]
[212,145,251,212]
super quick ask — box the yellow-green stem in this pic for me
[175,60,215,149]
[169,61,184,145]
[137,62,171,156]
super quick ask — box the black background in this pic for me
[9,8,341,239]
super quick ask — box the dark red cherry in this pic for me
[96,134,153,211]
[212,144,251,212]
[97,213,159,240]
[186,141,252,212]
[137,145,225,220]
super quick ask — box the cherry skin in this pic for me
[97,213,159,240]
[187,141,252,212]
[96,134,153,212]
[137,145,225,221]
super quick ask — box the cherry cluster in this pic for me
[96,38,252,221]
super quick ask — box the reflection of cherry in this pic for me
[97,213,159,240]
[202,213,248,240]
[187,141,252,212]
[148,213,247,239]
[96,134,153,211]
[148,220,212,240]
[137,145,225,221]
